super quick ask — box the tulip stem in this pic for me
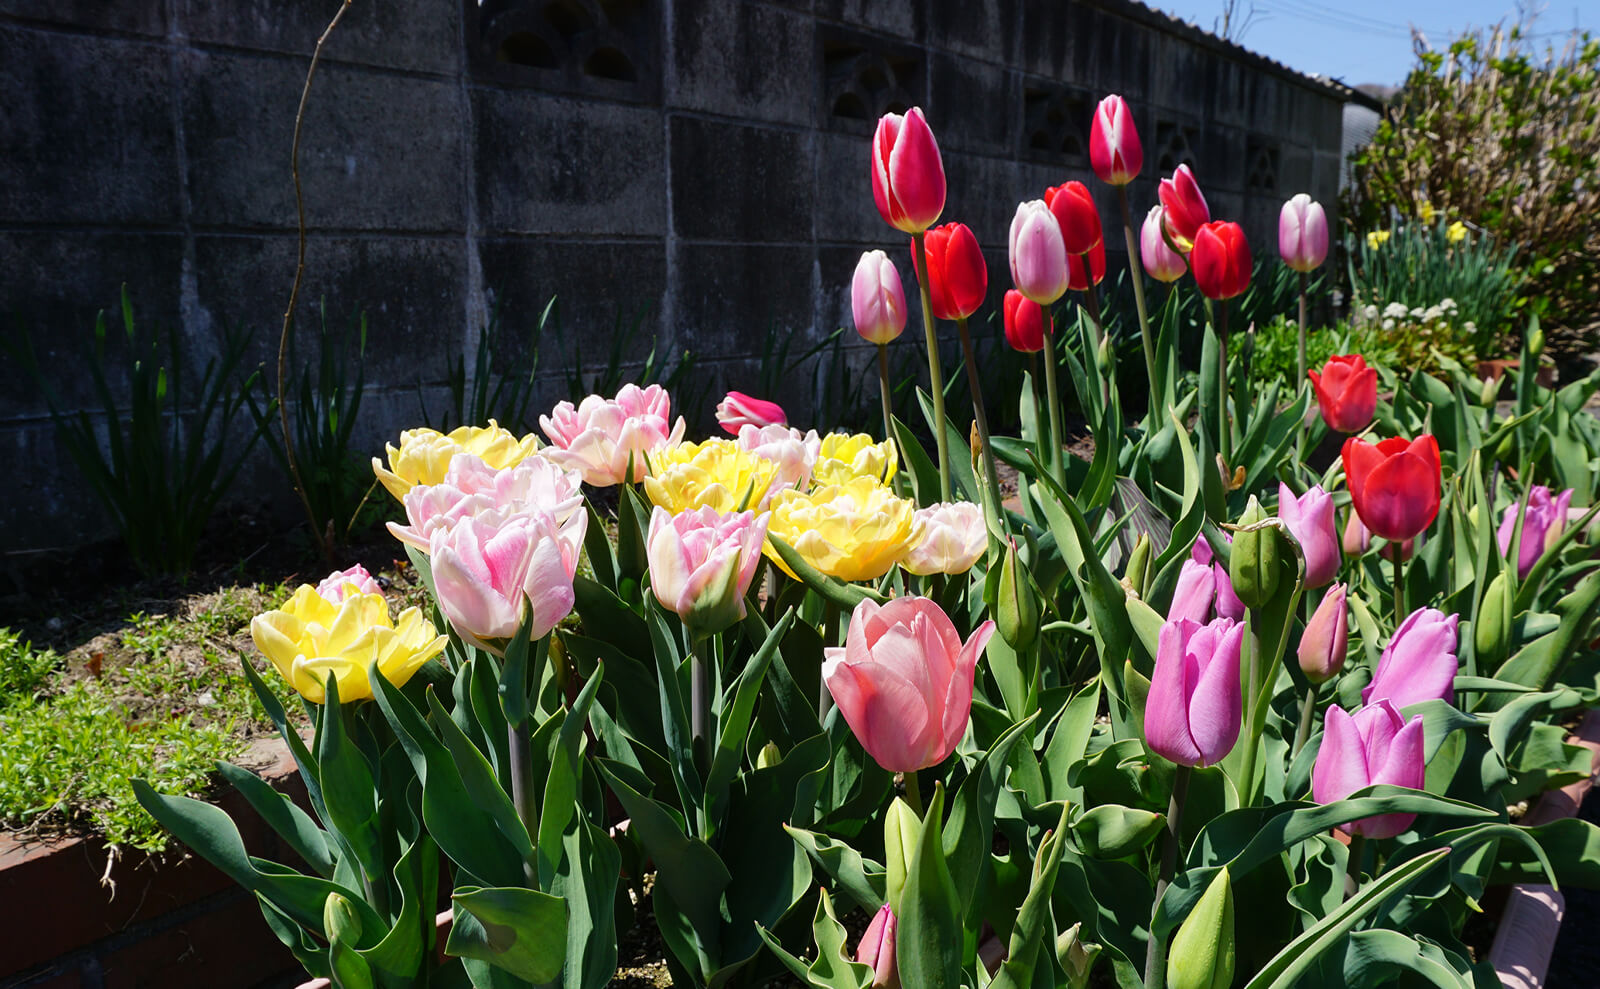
[1118,187,1160,417]
[1081,266,1111,407]
[878,343,906,498]
[1297,272,1310,387]
[508,718,540,888]
[819,600,841,721]
[1041,310,1066,485]
[691,633,712,770]
[1143,764,1192,989]
[1293,682,1319,758]
[956,317,1006,531]
[1346,834,1367,896]
[902,769,924,819]
[1239,619,1262,806]
[1216,302,1233,467]
[912,232,953,502]
[1393,551,1406,627]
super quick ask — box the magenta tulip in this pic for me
[1498,486,1575,578]
[852,249,909,345]
[1145,616,1244,768]
[1167,559,1218,625]
[1191,537,1245,621]
[1362,607,1460,711]
[858,904,899,988]
[1298,583,1349,684]
[540,384,685,487]
[1278,482,1341,588]
[1279,194,1329,273]
[1141,205,1187,283]
[716,391,786,435]
[428,508,587,653]
[823,597,994,772]
[1343,510,1371,556]
[1089,94,1142,186]
[871,107,946,234]
[1312,700,1425,838]
[646,506,769,634]
[1158,164,1210,253]
[1008,200,1070,305]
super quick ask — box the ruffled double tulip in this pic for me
[1191,221,1251,301]
[1309,355,1378,433]
[1003,290,1045,352]
[857,904,899,989]
[1089,94,1142,185]
[1278,482,1341,588]
[1141,206,1187,283]
[1312,700,1425,838]
[736,423,821,497]
[646,506,769,634]
[1342,435,1442,542]
[852,250,909,345]
[1158,164,1210,252]
[1498,485,1575,578]
[372,420,541,502]
[1145,616,1245,767]
[715,391,786,435]
[1065,240,1106,292]
[540,384,685,487]
[315,564,382,603]
[1009,200,1070,305]
[1279,194,1329,273]
[1362,607,1460,711]
[1045,181,1103,255]
[251,584,447,704]
[428,509,587,653]
[644,438,779,514]
[871,108,946,234]
[388,454,584,551]
[813,432,898,487]
[823,596,995,772]
[902,501,987,576]
[1298,583,1349,684]
[913,222,987,321]
[765,477,916,582]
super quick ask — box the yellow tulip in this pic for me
[372,420,541,502]
[765,477,916,581]
[250,585,448,704]
[812,432,899,487]
[1365,230,1391,251]
[644,438,778,514]
[1447,221,1468,244]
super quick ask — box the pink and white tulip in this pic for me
[540,384,685,487]
[716,391,786,435]
[428,509,586,653]
[1141,206,1187,283]
[1279,194,1329,273]
[871,108,947,234]
[388,454,584,551]
[646,506,769,634]
[1089,94,1142,186]
[1009,200,1070,305]
[736,423,822,501]
[902,501,988,576]
[1145,616,1244,767]
[315,564,382,604]
[1312,700,1426,838]
[852,250,910,346]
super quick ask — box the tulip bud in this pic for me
[1057,922,1103,989]
[914,221,987,321]
[1096,332,1114,377]
[871,107,946,234]
[1479,373,1499,406]
[1003,289,1046,353]
[1342,510,1371,556]
[1475,571,1513,668]
[757,741,782,770]
[998,538,1040,651]
[1141,205,1188,283]
[1298,583,1348,684]
[852,250,909,345]
[1124,532,1152,599]
[1089,94,1142,186]
[1045,180,1103,255]
[1278,194,1329,273]
[883,797,919,911]
[1229,496,1280,609]
[1167,867,1235,989]
[1009,199,1070,305]
[1158,164,1210,253]
[1528,324,1545,358]
[857,904,900,989]
[1309,355,1378,434]
[324,891,363,944]
[1190,221,1251,301]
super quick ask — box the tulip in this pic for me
[883,797,919,909]
[902,501,987,576]
[823,596,995,771]
[1229,495,1279,608]
[1362,606,1459,710]
[1342,434,1442,542]
[644,438,780,514]
[1088,94,1142,185]
[857,904,900,989]
[1298,583,1349,684]
[1476,572,1513,667]
[1158,164,1210,252]
[1380,535,1417,562]
[388,454,585,551]
[997,538,1039,651]
[871,107,946,234]
[736,423,821,496]
[1145,617,1244,767]
[1168,867,1234,989]
[813,432,899,488]
[1192,536,1245,621]
[428,509,587,653]
[540,383,685,487]
[372,420,541,502]
[1311,700,1426,838]
[315,564,382,604]
[1141,205,1187,283]
[715,391,786,435]
[1009,200,1070,305]
[1190,221,1251,301]
[1498,485,1575,578]
[646,506,768,634]
[1065,239,1107,292]
[1167,558,1218,625]
[1277,483,1341,588]
[251,585,447,704]
[1309,355,1378,433]
[1342,510,1371,556]
[1003,290,1045,353]
[765,477,916,582]
[1279,194,1329,273]
[852,250,910,345]
[913,222,987,321]
[1045,181,1103,255]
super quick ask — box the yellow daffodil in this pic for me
[372,420,541,502]
[1447,221,1468,244]
[1365,230,1391,251]
[1417,201,1436,223]
[765,477,916,581]
[644,438,778,514]
[250,585,448,703]
[812,432,899,487]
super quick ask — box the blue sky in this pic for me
[1145,0,1592,86]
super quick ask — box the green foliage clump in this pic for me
[0,629,59,708]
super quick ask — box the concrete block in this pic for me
[0,420,115,551]
[929,0,1020,64]
[468,0,663,106]
[818,23,927,133]
[0,1,166,36]
[474,89,666,238]
[180,0,461,75]
[674,243,815,362]
[669,0,814,126]
[181,52,466,232]
[813,130,885,246]
[817,0,924,41]
[1076,7,1153,101]
[929,53,1014,156]
[942,152,1027,253]
[671,116,814,243]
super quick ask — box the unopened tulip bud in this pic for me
[884,797,919,911]
[1124,532,1152,599]
[1229,496,1280,609]
[1167,867,1235,989]
[1141,206,1187,283]
[1089,94,1142,186]
[1479,374,1499,406]
[1528,324,1545,358]
[1343,511,1371,556]
[998,538,1039,652]
[1278,194,1329,273]
[852,250,909,345]
[1096,332,1113,377]
[1009,199,1070,305]
[1057,922,1102,989]
[871,107,946,234]
[1298,583,1349,684]
[1475,571,1513,668]
[857,904,900,989]
[324,891,363,944]
[756,741,782,770]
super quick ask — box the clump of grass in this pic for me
[0,629,60,709]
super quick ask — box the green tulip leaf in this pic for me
[1073,804,1166,860]
[897,783,963,989]
[448,885,567,983]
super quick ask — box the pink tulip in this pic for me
[646,506,769,634]
[1312,700,1425,838]
[858,904,899,988]
[1279,194,1329,273]
[1167,559,1217,625]
[1298,583,1349,684]
[871,107,946,234]
[388,454,585,551]
[1145,616,1244,767]
[1498,486,1575,578]
[852,250,909,345]
[541,384,686,487]
[736,424,821,500]
[428,508,587,652]
[1362,607,1459,711]
[1278,482,1341,588]
[823,597,995,772]
[1008,200,1069,305]
[1158,164,1210,253]
[902,501,988,576]
[1089,94,1142,186]
[716,391,786,435]
[1342,510,1371,556]
[1191,537,1245,621]
[1141,206,1187,283]
[315,564,382,604]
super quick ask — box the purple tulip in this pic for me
[1278,482,1341,588]
[1145,617,1244,767]
[1362,607,1460,711]
[1167,559,1217,625]
[1498,486,1575,578]
[1192,537,1245,620]
[1312,700,1425,838]
[1298,583,1349,684]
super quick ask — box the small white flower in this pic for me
[1363,304,1380,320]
[1383,302,1409,319]
[1382,318,1396,331]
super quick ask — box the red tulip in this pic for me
[1341,435,1442,542]
[1190,221,1250,301]
[1044,181,1103,256]
[912,222,987,321]
[1308,355,1378,433]
[1003,290,1044,353]
[871,108,946,234]
[1158,164,1210,252]
[1089,95,1142,186]
[1065,240,1106,292]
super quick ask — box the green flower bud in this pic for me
[1056,922,1102,989]
[1528,324,1545,358]
[998,539,1039,652]
[1096,334,1114,377]
[883,796,919,913]
[1229,496,1280,609]
[1167,867,1234,989]
[757,741,782,770]
[1475,571,1514,668]
[1124,531,1152,599]
[1479,373,1499,407]
[323,891,363,944]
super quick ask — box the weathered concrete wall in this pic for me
[0,0,1346,553]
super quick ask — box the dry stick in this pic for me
[278,0,354,563]
[1117,187,1160,411]
[878,343,905,498]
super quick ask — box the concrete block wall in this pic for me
[0,0,1347,553]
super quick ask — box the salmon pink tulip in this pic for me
[1145,616,1244,767]
[315,564,382,604]
[1312,700,1426,838]
[871,107,946,234]
[428,508,587,653]
[1309,355,1378,433]
[646,506,769,634]
[1089,94,1142,185]
[1342,434,1442,542]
